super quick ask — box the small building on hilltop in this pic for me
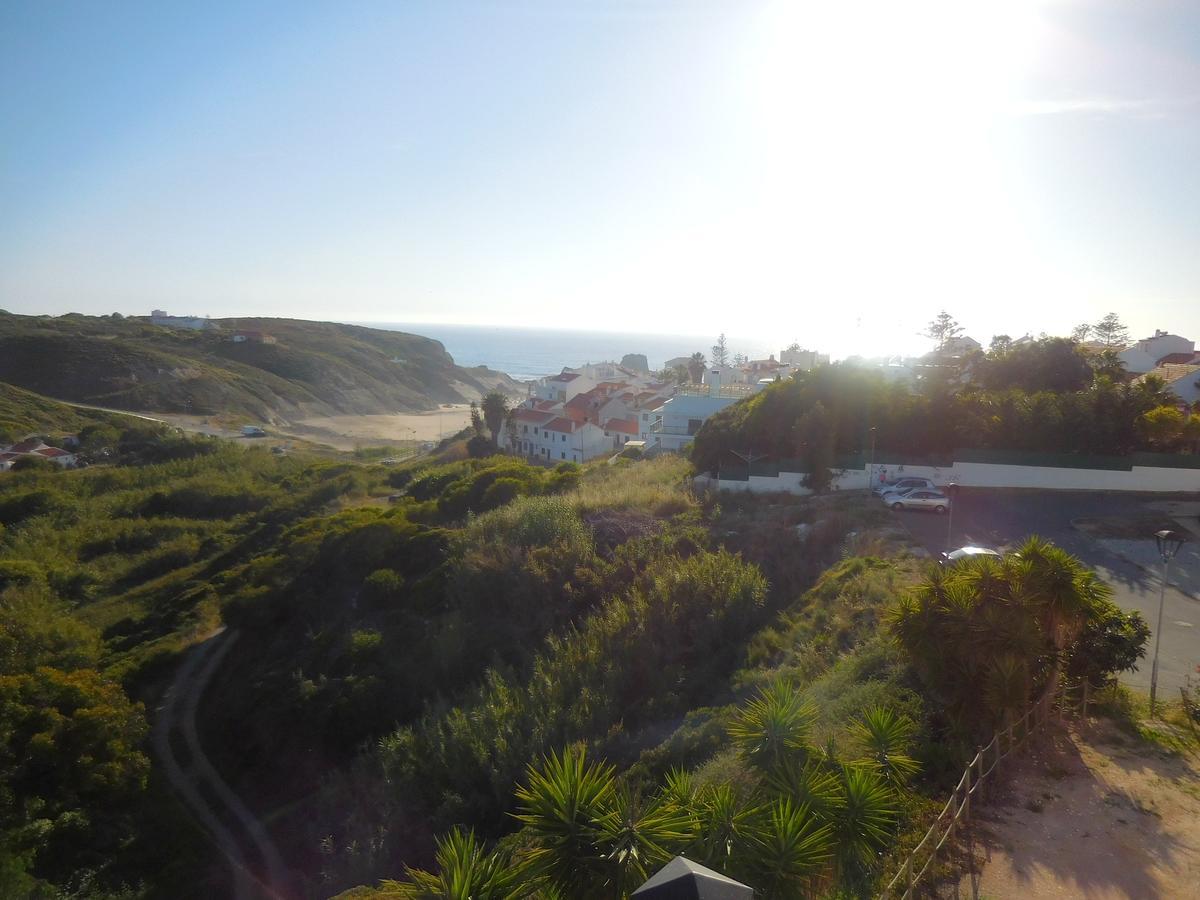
[150,310,217,331]
[230,330,277,344]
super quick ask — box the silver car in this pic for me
[875,477,937,498]
[888,490,950,514]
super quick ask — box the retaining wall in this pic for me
[700,455,1200,495]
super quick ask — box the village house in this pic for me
[1139,363,1200,406]
[1119,330,1195,375]
[506,408,608,462]
[641,370,750,452]
[0,438,77,470]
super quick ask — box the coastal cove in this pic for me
[357,322,778,381]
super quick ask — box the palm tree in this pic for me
[687,352,707,384]
[481,391,510,449]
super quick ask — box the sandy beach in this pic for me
[291,405,475,448]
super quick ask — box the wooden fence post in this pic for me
[963,767,971,822]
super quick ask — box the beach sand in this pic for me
[290,405,475,448]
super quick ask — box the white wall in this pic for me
[707,460,1200,495]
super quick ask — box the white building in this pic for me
[779,347,829,370]
[1119,331,1196,375]
[642,370,747,452]
[150,310,216,331]
[507,409,609,463]
[529,370,597,404]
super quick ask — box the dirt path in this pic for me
[950,719,1200,898]
[153,629,295,899]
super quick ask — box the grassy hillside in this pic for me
[0,312,517,422]
[0,379,137,444]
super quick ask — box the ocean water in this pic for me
[357,323,778,381]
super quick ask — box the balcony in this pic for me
[651,422,692,435]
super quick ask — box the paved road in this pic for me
[889,489,1200,700]
[153,630,295,899]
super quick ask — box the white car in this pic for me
[874,477,937,498]
[940,546,1000,565]
[887,490,951,514]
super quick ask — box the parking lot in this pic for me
[888,488,1200,699]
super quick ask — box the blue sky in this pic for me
[2,0,1199,359]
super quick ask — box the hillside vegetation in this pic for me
[692,336,1195,479]
[0,381,133,444]
[0,312,517,422]
[0,387,1151,899]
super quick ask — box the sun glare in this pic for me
[740,1,1050,358]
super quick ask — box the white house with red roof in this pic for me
[0,438,77,470]
[505,409,608,462]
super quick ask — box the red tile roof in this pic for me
[604,417,639,435]
[7,439,45,454]
[35,447,71,458]
[1157,352,1199,366]
[564,393,601,411]
[549,372,580,382]
[543,417,578,433]
[532,399,559,410]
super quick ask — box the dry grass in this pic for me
[570,456,695,516]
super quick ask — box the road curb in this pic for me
[1070,519,1200,603]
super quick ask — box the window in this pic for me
[523,425,528,433]
[561,434,566,442]
[687,418,703,435]
[561,451,566,459]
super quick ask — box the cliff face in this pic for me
[0,313,519,422]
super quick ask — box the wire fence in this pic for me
[879,675,1094,900]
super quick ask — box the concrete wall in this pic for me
[703,459,1200,495]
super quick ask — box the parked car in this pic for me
[940,546,1000,565]
[888,490,950,514]
[874,476,937,497]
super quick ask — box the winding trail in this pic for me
[153,629,295,899]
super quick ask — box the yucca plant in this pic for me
[745,798,833,899]
[689,783,759,876]
[766,758,847,824]
[727,680,817,773]
[382,827,531,899]
[513,746,614,895]
[597,783,694,895]
[833,766,896,878]
[848,707,919,788]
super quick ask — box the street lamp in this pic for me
[944,482,959,550]
[868,426,877,490]
[1150,529,1186,715]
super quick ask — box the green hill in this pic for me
[0,312,517,422]
[0,380,137,443]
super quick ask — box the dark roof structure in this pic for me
[631,856,753,900]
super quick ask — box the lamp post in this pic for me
[944,482,959,550]
[1150,529,1185,715]
[868,426,877,490]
